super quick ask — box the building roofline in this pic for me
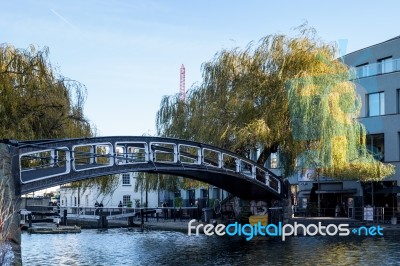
[344,35,400,57]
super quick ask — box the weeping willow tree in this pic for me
[156,25,394,182]
[0,44,93,139]
[134,173,182,192]
[286,60,394,180]
[134,172,210,191]
[0,44,119,207]
[133,172,178,202]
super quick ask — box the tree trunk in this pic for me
[257,143,278,166]
[0,144,22,266]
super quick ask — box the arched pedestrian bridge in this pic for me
[7,136,286,200]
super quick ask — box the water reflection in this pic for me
[22,228,400,265]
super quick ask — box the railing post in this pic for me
[197,146,202,165]
[149,142,154,162]
[90,145,95,164]
[140,209,144,227]
[173,143,178,163]
[251,165,256,179]
[50,149,56,167]
[277,180,281,194]
[143,142,149,162]
[218,152,222,168]
[235,159,240,173]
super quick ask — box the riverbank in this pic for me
[32,217,400,234]
[144,220,198,233]
[289,216,400,230]
[27,223,81,234]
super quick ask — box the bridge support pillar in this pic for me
[98,209,108,228]
[282,179,292,223]
[63,209,68,226]
[128,216,134,227]
[0,144,22,265]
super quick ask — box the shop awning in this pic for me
[316,189,357,194]
[299,189,357,196]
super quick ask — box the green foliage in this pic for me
[134,199,140,207]
[0,44,121,192]
[0,44,93,139]
[133,172,207,193]
[156,25,394,181]
[67,175,120,196]
[134,172,183,192]
[174,197,183,207]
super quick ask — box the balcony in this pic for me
[352,58,400,79]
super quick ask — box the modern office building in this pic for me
[342,36,400,206]
[285,36,400,217]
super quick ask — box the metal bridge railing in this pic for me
[61,206,200,222]
[18,137,283,196]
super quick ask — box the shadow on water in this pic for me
[22,228,400,265]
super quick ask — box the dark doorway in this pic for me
[319,193,343,217]
[187,189,195,206]
[363,181,397,208]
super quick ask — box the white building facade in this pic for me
[59,172,161,208]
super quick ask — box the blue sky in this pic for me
[1,1,400,136]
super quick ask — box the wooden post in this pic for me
[140,209,144,228]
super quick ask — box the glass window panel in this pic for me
[122,173,130,185]
[356,63,369,78]
[123,195,131,206]
[380,92,385,115]
[368,93,379,116]
[397,89,400,113]
[366,134,384,161]
[379,57,393,74]
[368,92,384,116]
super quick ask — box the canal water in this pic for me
[22,228,400,265]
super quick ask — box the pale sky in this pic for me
[1,1,400,136]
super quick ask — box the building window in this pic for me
[356,63,369,78]
[397,89,400,113]
[122,173,131,186]
[367,92,384,116]
[270,152,279,168]
[378,57,393,74]
[123,195,131,206]
[187,189,195,206]
[201,189,208,199]
[265,152,279,169]
[212,187,220,199]
[366,134,384,161]
[399,133,400,160]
